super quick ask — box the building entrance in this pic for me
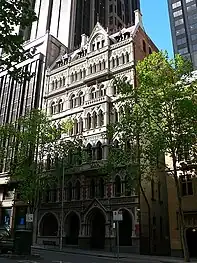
[66,213,80,245]
[186,227,197,257]
[90,209,105,249]
[119,209,133,246]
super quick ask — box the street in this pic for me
[0,251,167,263]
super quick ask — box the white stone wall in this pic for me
[44,23,136,148]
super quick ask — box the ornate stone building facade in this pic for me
[35,12,163,253]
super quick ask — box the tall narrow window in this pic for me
[67,182,72,201]
[90,179,95,198]
[115,176,121,197]
[97,141,102,160]
[75,181,80,200]
[99,178,105,198]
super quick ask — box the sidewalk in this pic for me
[31,245,197,263]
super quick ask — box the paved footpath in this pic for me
[31,246,197,263]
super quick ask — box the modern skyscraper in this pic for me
[30,0,140,49]
[168,0,197,68]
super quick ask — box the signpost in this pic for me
[113,211,123,263]
[26,214,33,223]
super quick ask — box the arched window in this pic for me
[55,79,58,89]
[90,65,93,74]
[51,102,56,115]
[97,141,102,160]
[126,52,129,63]
[71,73,74,82]
[83,68,86,78]
[125,175,131,196]
[142,40,146,53]
[75,71,78,81]
[70,94,75,108]
[112,57,115,68]
[99,178,105,198]
[100,84,106,97]
[93,63,96,73]
[93,112,97,128]
[79,92,84,106]
[116,56,119,66]
[51,81,55,91]
[122,53,125,64]
[87,113,91,129]
[98,110,104,126]
[79,118,83,134]
[90,179,95,198]
[63,76,66,86]
[74,119,78,135]
[87,143,92,161]
[91,87,96,99]
[58,99,63,113]
[75,181,80,200]
[99,61,102,71]
[59,78,62,87]
[102,60,106,69]
[80,69,83,79]
[67,182,72,201]
[115,176,121,197]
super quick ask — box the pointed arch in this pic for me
[97,141,103,160]
[58,99,63,113]
[75,180,81,200]
[79,91,84,105]
[91,87,96,99]
[50,102,56,115]
[87,113,91,129]
[98,109,104,126]
[67,182,72,201]
[99,178,105,198]
[92,111,97,128]
[122,53,125,64]
[90,179,95,198]
[87,143,92,161]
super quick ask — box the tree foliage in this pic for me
[108,51,197,261]
[0,0,37,77]
[0,110,81,213]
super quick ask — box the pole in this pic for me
[116,221,120,263]
[60,159,65,251]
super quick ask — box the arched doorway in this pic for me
[119,209,133,246]
[89,209,105,249]
[186,228,197,257]
[39,213,58,236]
[66,212,80,245]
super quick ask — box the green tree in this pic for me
[0,0,36,77]
[109,51,197,261]
[0,110,79,215]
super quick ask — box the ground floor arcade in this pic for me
[35,200,139,253]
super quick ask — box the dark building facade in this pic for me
[29,0,140,49]
[168,0,197,68]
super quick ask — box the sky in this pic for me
[141,0,174,57]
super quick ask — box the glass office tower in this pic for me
[168,0,197,68]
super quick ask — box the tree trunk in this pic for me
[172,153,190,262]
[140,181,151,254]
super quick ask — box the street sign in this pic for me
[26,213,33,222]
[113,210,123,221]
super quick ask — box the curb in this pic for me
[32,246,125,259]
